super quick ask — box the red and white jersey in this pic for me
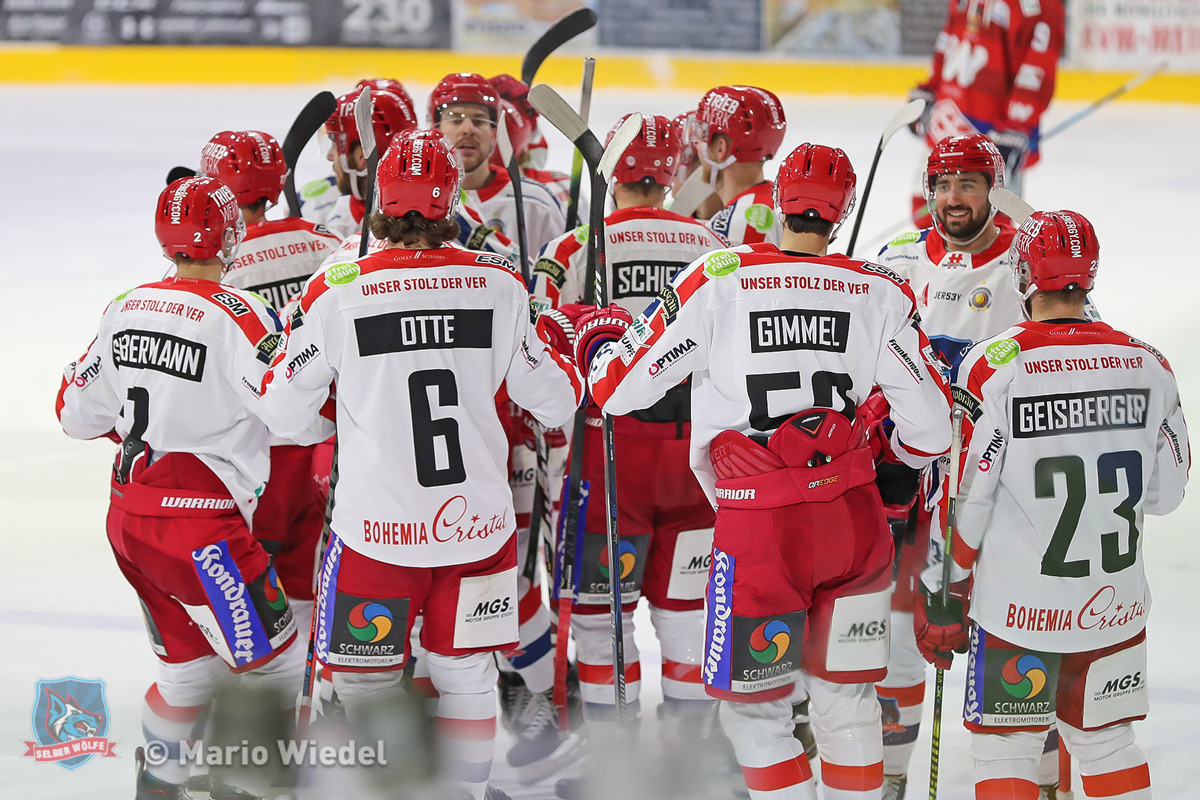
[467,165,568,258]
[705,182,781,247]
[56,277,283,524]
[323,194,366,240]
[531,206,728,314]
[877,223,1021,370]
[258,246,583,568]
[224,217,341,310]
[922,0,1064,149]
[589,244,953,504]
[948,319,1189,652]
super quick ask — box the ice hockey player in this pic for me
[687,85,787,245]
[531,114,729,793]
[57,176,304,800]
[430,72,567,256]
[199,129,341,636]
[908,0,1064,214]
[322,86,419,240]
[671,110,725,221]
[257,131,583,800]
[578,142,952,800]
[917,209,1188,800]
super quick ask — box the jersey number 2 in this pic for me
[409,369,466,487]
[1035,451,1141,578]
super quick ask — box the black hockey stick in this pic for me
[845,99,926,257]
[929,406,965,800]
[531,82,641,722]
[496,110,533,283]
[282,91,338,218]
[354,89,379,258]
[521,7,597,87]
[563,57,596,233]
[165,165,196,185]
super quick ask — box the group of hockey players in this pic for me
[56,13,1189,799]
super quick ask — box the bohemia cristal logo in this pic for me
[348,602,394,643]
[749,620,791,664]
[598,541,637,580]
[1001,654,1048,699]
[22,678,118,769]
[264,568,288,611]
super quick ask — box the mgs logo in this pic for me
[1099,672,1143,696]
[471,597,512,619]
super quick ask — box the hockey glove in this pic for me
[908,86,935,136]
[535,307,577,361]
[988,128,1031,179]
[913,580,971,670]
[563,304,634,376]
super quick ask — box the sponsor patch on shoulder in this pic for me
[704,251,741,279]
[474,252,512,269]
[890,231,922,246]
[984,338,1020,366]
[534,257,567,288]
[326,262,360,286]
[573,224,590,244]
[256,332,282,365]
[951,384,984,422]
[744,203,775,232]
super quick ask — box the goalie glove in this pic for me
[988,128,1031,178]
[913,580,971,670]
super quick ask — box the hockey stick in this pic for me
[521,7,597,87]
[668,167,715,219]
[1041,60,1167,141]
[988,187,1035,226]
[532,82,641,723]
[496,110,533,283]
[165,165,196,185]
[282,91,338,218]
[354,89,379,259]
[564,57,596,233]
[846,99,925,257]
[929,406,965,800]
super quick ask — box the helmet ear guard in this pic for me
[155,176,244,267]
[1008,209,1099,308]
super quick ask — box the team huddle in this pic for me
[57,33,1187,800]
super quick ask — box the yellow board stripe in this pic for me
[2,45,1197,104]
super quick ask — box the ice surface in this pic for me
[2,84,1198,799]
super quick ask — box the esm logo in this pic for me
[1102,672,1142,695]
[473,597,512,618]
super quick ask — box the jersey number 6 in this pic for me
[409,369,467,488]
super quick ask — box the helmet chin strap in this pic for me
[698,147,737,193]
[933,204,997,248]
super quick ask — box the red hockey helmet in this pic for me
[155,176,244,265]
[199,130,287,206]
[691,85,787,163]
[1010,210,1099,300]
[606,113,682,187]
[428,73,500,125]
[774,143,858,230]
[377,130,462,221]
[356,78,417,120]
[332,88,419,167]
[922,133,1005,204]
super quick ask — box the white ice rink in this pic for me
[2,83,1198,799]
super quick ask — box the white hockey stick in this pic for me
[845,99,926,257]
[354,89,378,259]
[988,187,1035,226]
[668,167,714,218]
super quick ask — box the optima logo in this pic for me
[648,338,697,376]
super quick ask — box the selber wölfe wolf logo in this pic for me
[22,677,118,769]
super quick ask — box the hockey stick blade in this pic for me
[529,83,602,169]
[883,98,926,147]
[597,113,642,182]
[496,107,516,167]
[282,91,337,217]
[521,7,597,86]
[354,88,377,161]
[846,99,926,256]
[988,187,1035,225]
[668,168,713,218]
[166,165,196,185]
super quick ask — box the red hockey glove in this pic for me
[570,304,634,375]
[913,581,971,670]
[908,86,935,136]
[515,410,569,451]
[535,307,577,361]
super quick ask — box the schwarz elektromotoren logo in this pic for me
[598,540,638,580]
[348,602,394,643]
[749,620,791,664]
[1001,654,1049,699]
[22,678,118,769]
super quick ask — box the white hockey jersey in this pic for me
[57,277,283,524]
[876,224,1023,370]
[467,165,567,258]
[259,246,583,567]
[706,181,781,247]
[589,244,953,504]
[948,319,1190,652]
[323,194,365,241]
[224,217,341,310]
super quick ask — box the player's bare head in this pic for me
[371,130,462,248]
[430,73,499,173]
[1010,209,1098,315]
[199,130,287,216]
[925,133,1005,245]
[155,176,244,270]
[774,143,857,241]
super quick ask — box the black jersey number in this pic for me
[1035,450,1142,578]
[746,370,854,432]
[409,369,466,488]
